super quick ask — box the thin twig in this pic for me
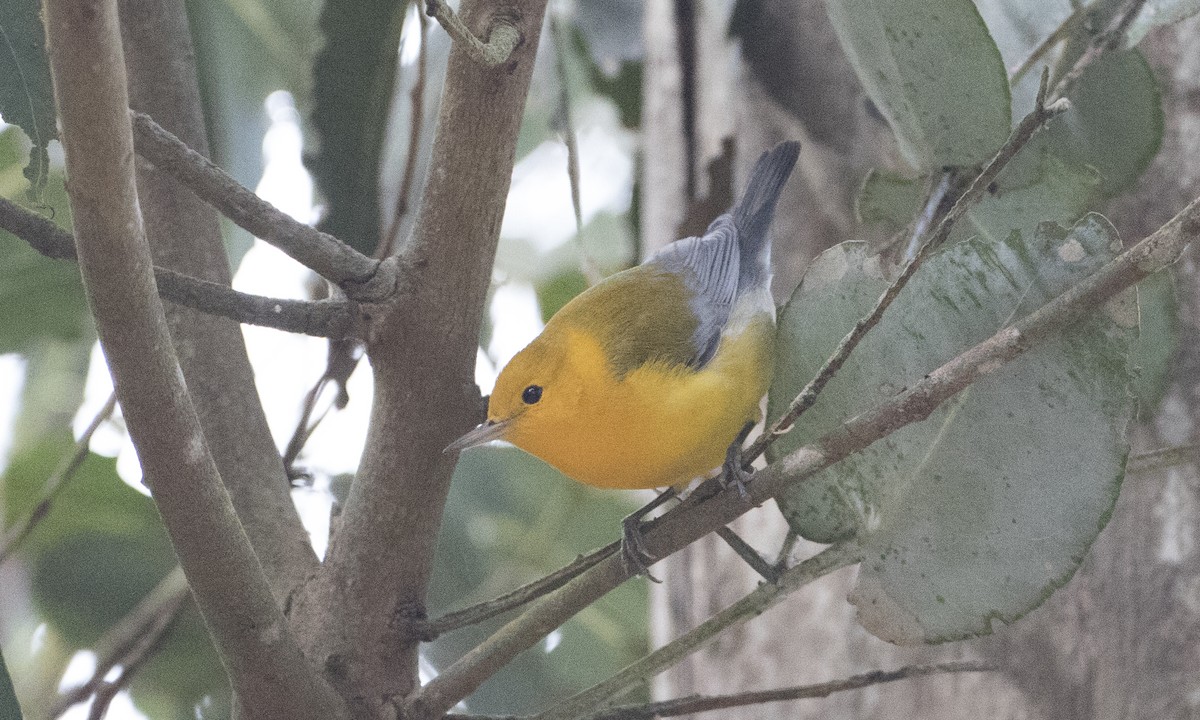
[0,196,358,338]
[281,338,363,478]
[1051,0,1149,100]
[157,271,359,338]
[380,1,430,259]
[0,393,117,565]
[576,660,995,720]
[84,603,184,720]
[425,0,521,67]
[414,541,620,639]
[531,542,862,720]
[772,527,801,571]
[550,11,601,285]
[1127,443,1200,474]
[51,567,190,718]
[129,111,397,302]
[1010,3,1089,85]
[713,527,777,582]
[406,184,1200,719]
[745,69,1068,463]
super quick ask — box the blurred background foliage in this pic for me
[0,0,1190,717]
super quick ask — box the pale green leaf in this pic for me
[855,169,923,231]
[308,0,408,254]
[1130,270,1178,417]
[1038,50,1162,198]
[0,0,55,195]
[769,215,1134,643]
[824,0,1011,170]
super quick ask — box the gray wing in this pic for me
[646,215,740,368]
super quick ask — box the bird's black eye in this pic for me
[522,385,543,405]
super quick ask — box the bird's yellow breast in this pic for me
[503,305,775,490]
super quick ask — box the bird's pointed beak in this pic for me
[444,418,512,454]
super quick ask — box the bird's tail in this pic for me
[734,141,800,255]
[733,141,800,288]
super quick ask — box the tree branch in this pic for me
[745,69,1068,462]
[407,189,1199,718]
[532,543,862,720]
[425,0,521,67]
[1127,443,1200,474]
[0,196,356,338]
[413,541,620,640]
[576,661,995,720]
[119,0,337,605]
[288,0,550,710]
[42,2,346,717]
[156,271,358,338]
[128,111,399,301]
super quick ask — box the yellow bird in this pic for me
[449,142,799,497]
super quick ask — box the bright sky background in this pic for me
[0,17,635,716]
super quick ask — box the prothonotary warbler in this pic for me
[449,141,799,500]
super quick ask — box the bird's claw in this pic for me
[621,514,661,583]
[721,421,756,503]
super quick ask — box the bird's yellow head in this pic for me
[446,327,596,456]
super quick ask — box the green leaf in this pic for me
[569,25,642,130]
[965,153,1100,244]
[0,0,55,196]
[3,434,176,644]
[1038,50,1162,198]
[0,140,89,355]
[186,0,320,192]
[307,0,408,255]
[129,603,228,720]
[1126,0,1200,45]
[536,270,589,323]
[1130,270,1178,418]
[2,434,227,717]
[824,0,1011,171]
[769,215,1134,643]
[0,648,23,720]
[855,169,923,231]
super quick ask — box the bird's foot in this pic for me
[720,420,757,503]
[618,488,677,583]
[620,514,660,583]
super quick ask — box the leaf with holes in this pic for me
[768,215,1134,643]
